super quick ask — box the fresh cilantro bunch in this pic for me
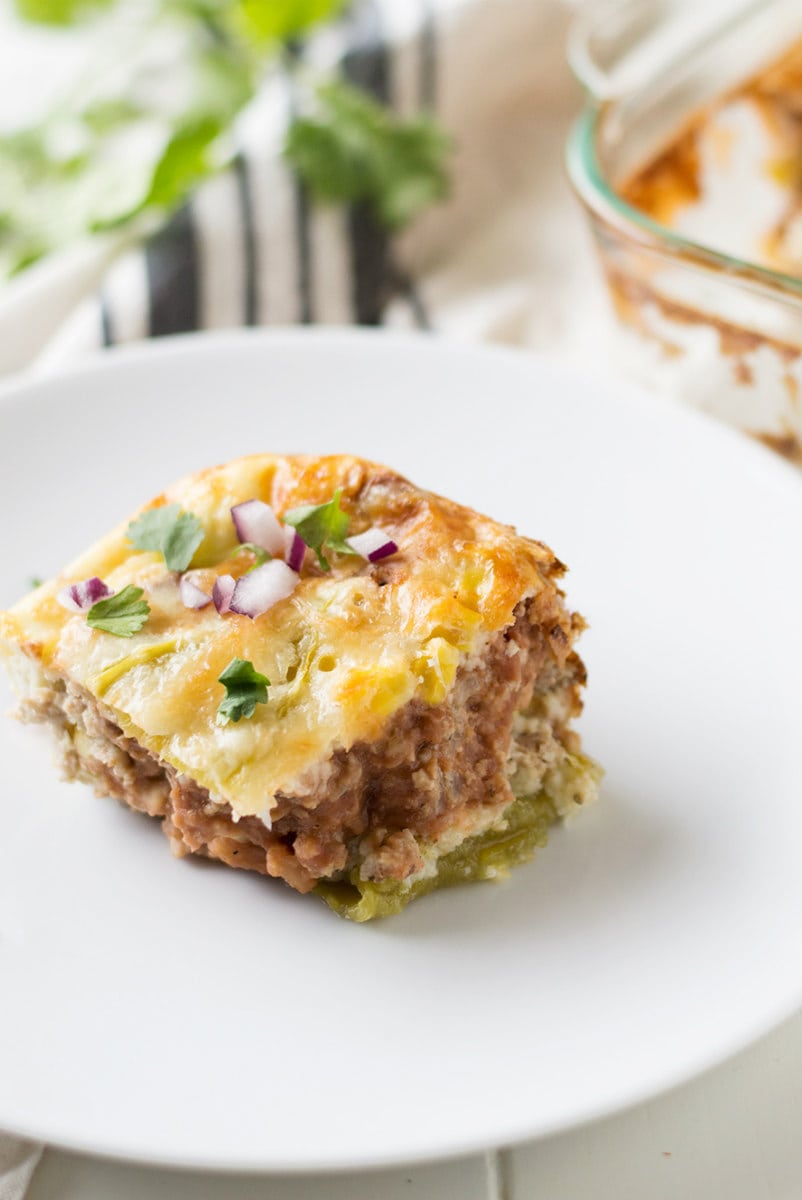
[285,81,450,230]
[1,0,451,280]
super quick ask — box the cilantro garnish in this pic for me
[283,489,357,572]
[126,503,204,572]
[87,585,150,637]
[217,657,270,724]
[234,542,271,569]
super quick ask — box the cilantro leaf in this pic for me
[14,0,112,25]
[283,489,357,571]
[87,585,150,637]
[126,504,204,573]
[234,542,271,570]
[233,0,345,44]
[284,80,451,229]
[141,117,223,214]
[217,657,270,723]
[81,98,145,134]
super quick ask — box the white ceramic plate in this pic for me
[0,330,800,1172]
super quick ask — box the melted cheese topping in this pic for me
[0,455,566,818]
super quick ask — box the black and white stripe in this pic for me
[380,0,439,330]
[343,0,393,326]
[419,0,438,111]
[233,154,258,327]
[99,295,114,348]
[144,204,199,336]
[85,0,441,350]
[239,76,305,326]
[409,0,438,330]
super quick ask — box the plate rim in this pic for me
[2,324,801,497]
[0,327,800,1173]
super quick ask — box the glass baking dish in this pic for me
[567,0,802,462]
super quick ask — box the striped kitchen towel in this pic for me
[0,0,600,380]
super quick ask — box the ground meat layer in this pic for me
[20,600,587,895]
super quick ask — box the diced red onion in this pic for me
[368,540,398,563]
[230,500,285,556]
[57,576,113,613]
[179,575,211,610]
[212,574,236,614]
[346,527,399,563]
[285,527,307,572]
[229,560,299,619]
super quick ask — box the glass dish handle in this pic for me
[568,0,759,102]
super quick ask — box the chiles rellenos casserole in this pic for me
[0,454,601,920]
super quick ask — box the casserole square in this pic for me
[0,454,600,919]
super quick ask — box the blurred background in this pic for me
[2,0,801,462]
[0,0,601,375]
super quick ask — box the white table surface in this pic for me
[23,1011,802,1199]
